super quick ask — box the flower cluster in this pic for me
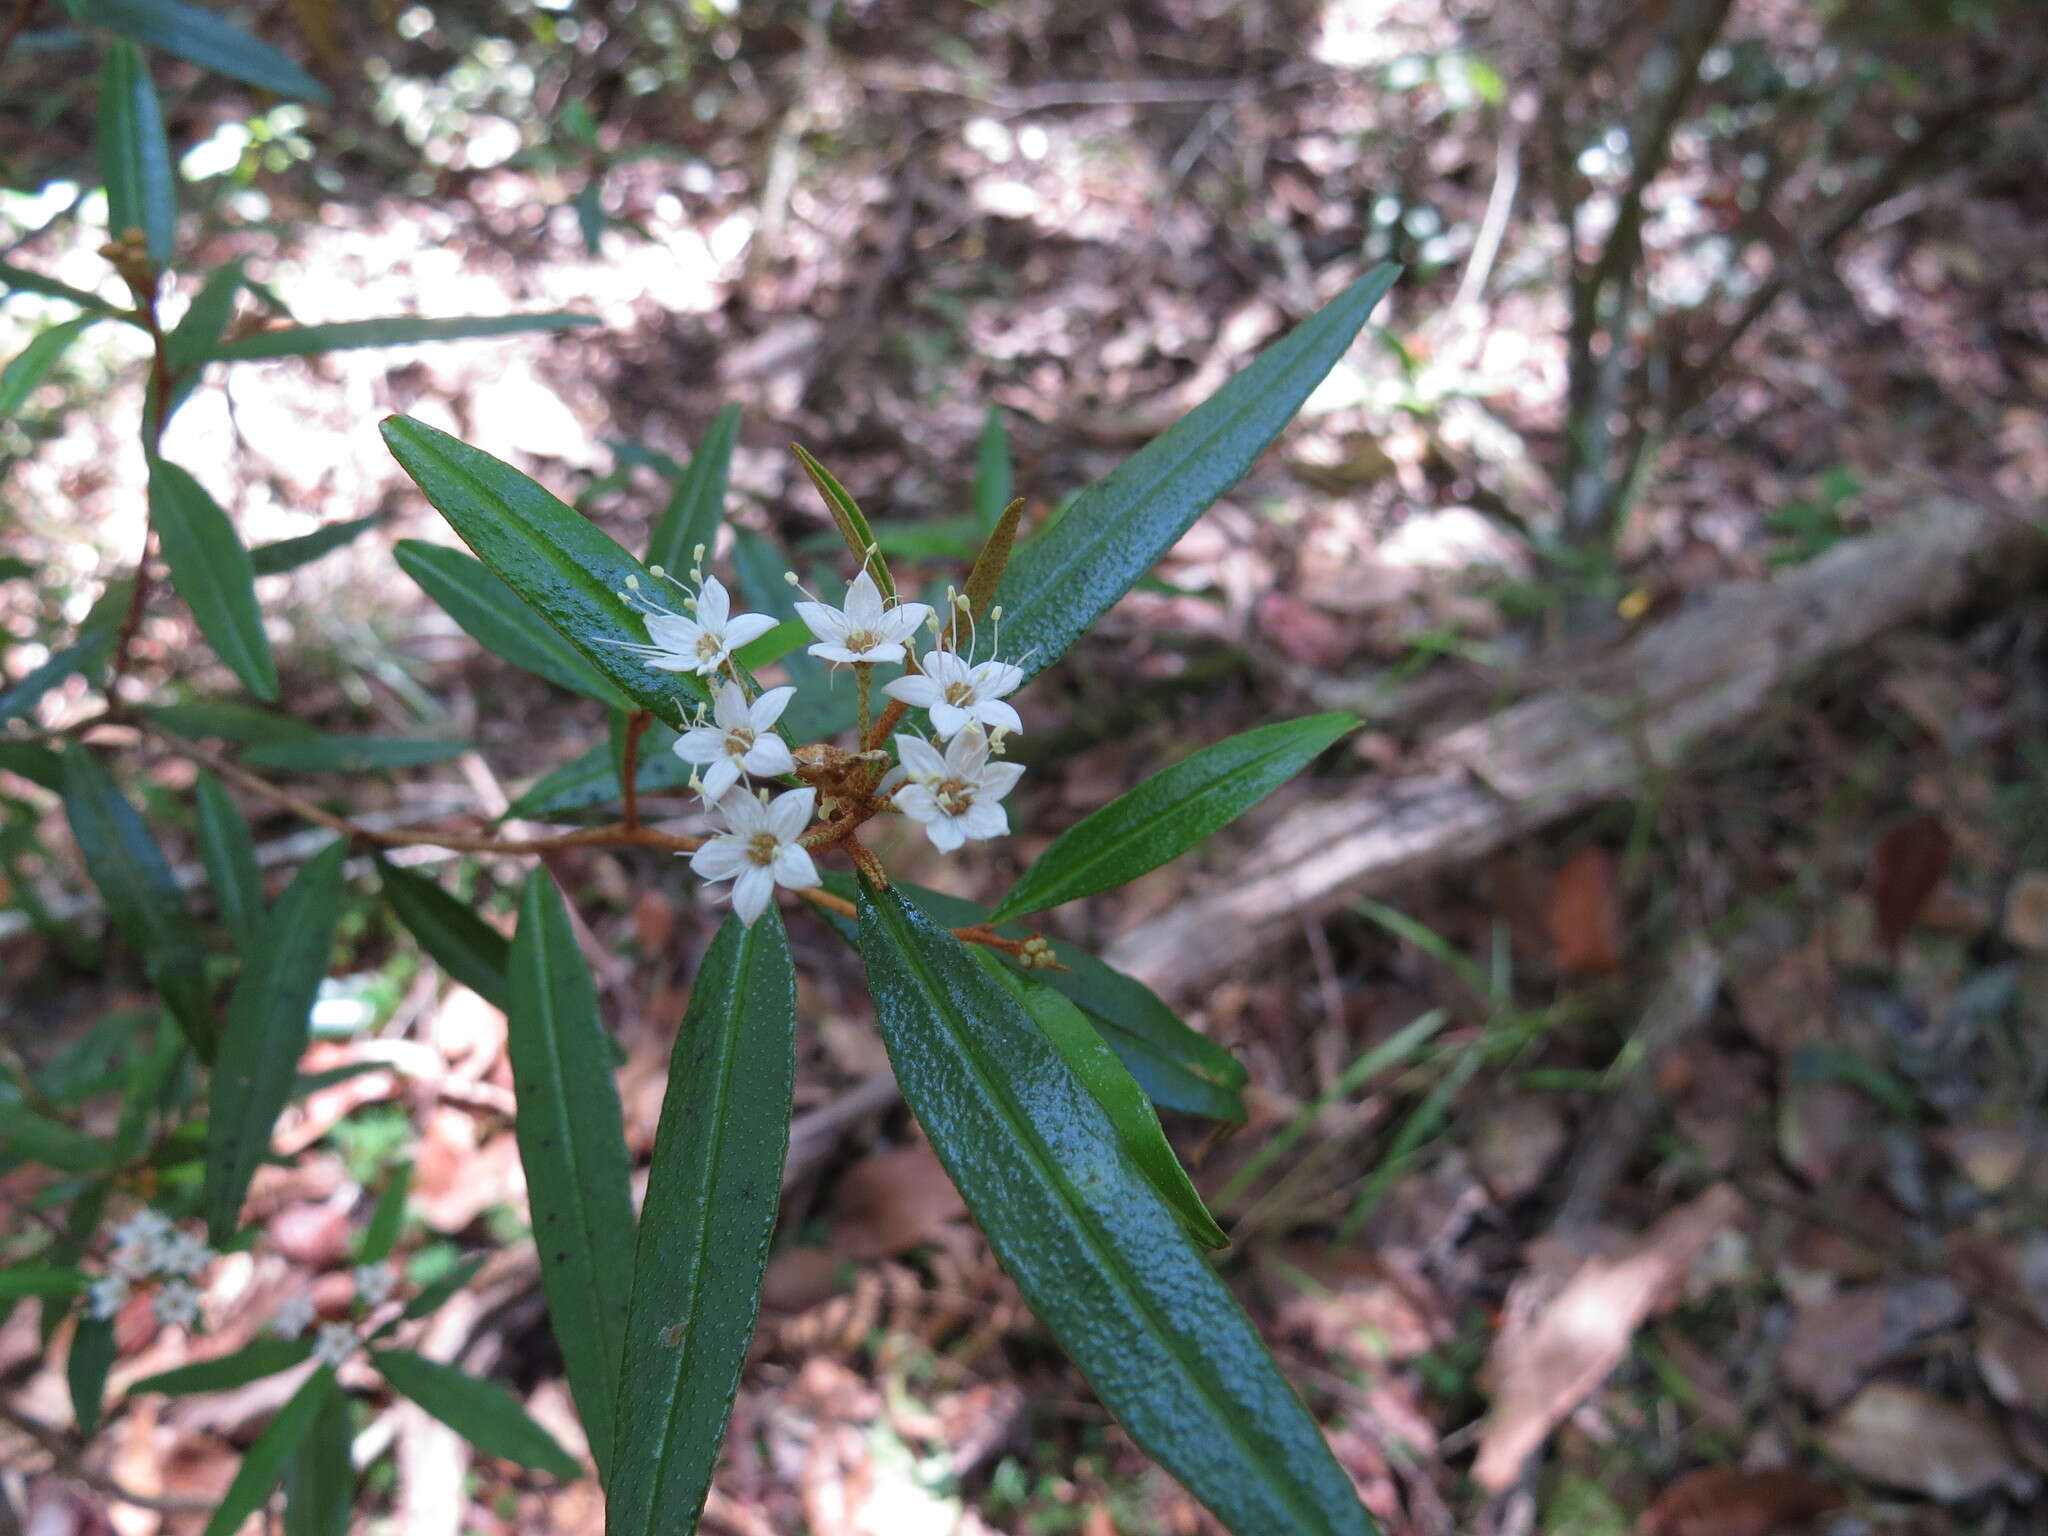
[268,1258,400,1371]
[609,550,1032,927]
[92,1208,216,1329]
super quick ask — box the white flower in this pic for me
[605,573,778,677]
[153,1278,202,1330]
[87,1271,130,1320]
[890,726,1025,853]
[673,682,798,803]
[110,1209,171,1276]
[881,648,1024,741]
[312,1321,358,1370]
[687,787,820,925]
[272,1292,317,1339]
[795,571,932,667]
[353,1261,397,1308]
[154,1229,213,1279]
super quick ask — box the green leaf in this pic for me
[113,1016,185,1161]
[856,883,1377,1536]
[0,259,128,317]
[609,911,795,1536]
[78,0,329,101]
[369,1348,581,1478]
[0,1265,88,1300]
[247,514,381,576]
[164,259,245,374]
[213,313,596,363]
[149,459,277,699]
[0,742,65,791]
[980,955,1227,1248]
[791,444,890,596]
[284,1380,354,1536]
[132,1337,313,1395]
[395,539,627,705]
[201,1369,336,1536]
[647,403,738,574]
[1091,1023,1247,1122]
[358,1162,411,1263]
[204,841,345,1242]
[379,863,510,1010]
[0,315,97,417]
[61,747,214,1056]
[98,40,176,268]
[380,415,705,726]
[68,1313,118,1435]
[145,700,318,745]
[996,264,1398,682]
[731,617,811,673]
[1,1108,112,1171]
[0,581,128,727]
[505,872,635,1480]
[991,713,1356,922]
[974,404,1012,535]
[194,768,264,949]
[401,1254,484,1320]
[960,496,1025,626]
[239,735,469,772]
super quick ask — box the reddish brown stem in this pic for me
[619,709,652,830]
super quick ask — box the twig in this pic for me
[619,709,651,830]
[0,1400,215,1515]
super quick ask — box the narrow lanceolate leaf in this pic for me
[610,911,796,1536]
[248,514,381,576]
[132,1337,313,1395]
[239,735,468,773]
[149,460,277,700]
[146,700,317,745]
[974,404,1013,535]
[991,712,1357,923]
[380,863,511,1010]
[960,496,1025,626]
[0,260,128,317]
[213,312,596,363]
[164,260,245,373]
[204,842,346,1242]
[981,955,1227,1249]
[791,444,891,596]
[0,742,65,791]
[381,416,706,726]
[506,873,635,1480]
[0,1266,87,1301]
[996,263,1399,682]
[68,1313,118,1435]
[395,540,627,705]
[358,1163,411,1263]
[647,403,739,573]
[201,1369,335,1536]
[61,748,213,1056]
[194,769,264,949]
[370,1349,581,1478]
[98,41,177,268]
[858,884,1376,1536]
[78,0,329,101]
[284,1381,354,1536]
[3,1109,112,1172]
[0,316,98,417]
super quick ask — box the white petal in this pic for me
[643,613,700,651]
[894,734,948,780]
[961,800,1009,841]
[712,681,749,728]
[877,603,934,642]
[843,571,885,625]
[696,575,731,630]
[924,815,967,853]
[690,838,750,881]
[978,760,1026,800]
[699,758,741,804]
[723,611,779,651]
[972,698,1023,735]
[892,784,940,823]
[765,786,817,842]
[742,735,796,778]
[881,674,944,709]
[876,764,908,797]
[713,788,768,835]
[807,643,867,666]
[771,843,818,889]
[673,728,726,765]
[795,600,848,643]
[918,649,971,686]
[970,660,1024,697]
[928,702,971,740]
[748,686,796,730]
[852,640,907,665]
[730,867,775,924]
[945,726,991,775]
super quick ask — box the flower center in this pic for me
[746,832,781,867]
[726,726,755,755]
[943,680,975,706]
[934,778,976,816]
[844,628,880,653]
[695,632,724,662]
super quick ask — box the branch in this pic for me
[0,1399,216,1515]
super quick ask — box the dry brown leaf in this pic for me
[829,1145,968,1261]
[1872,814,1952,949]
[1820,1382,2015,1500]
[1547,846,1624,974]
[1634,1466,1843,1536]
[2002,870,2048,951]
[1473,1183,1745,1491]
[1781,1279,1965,1407]
[1977,1313,2048,1413]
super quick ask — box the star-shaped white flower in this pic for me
[88,1271,131,1320]
[606,573,777,677]
[312,1321,359,1370]
[890,726,1025,852]
[353,1262,397,1308]
[795,571,933,667]
[673,682,798,803]
[154,1229,213,1279]
[881,648,1024,741]
[688,787,821,925]
[153,1278,202,1330]
[272,1292,317,1339]
[110,1208,171,1277]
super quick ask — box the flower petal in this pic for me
[722,611,779,651]
[713,788,768,835]
[945,726,992,775]
[711,681,748,728]
[696,574,731,631]
[929,702,971,740]
[807,643,867,666]
[971,660,1024,697]
[961,799,1009,841]
[881,674,943,709]
[749,686,797,730]
[894,734,948,780]
[924,815,966,853]
[843,571,884,625]
[892,784,940,823]
[972,698,1024,735]
[794,600,848,643]
[771,842,818,890]
[765,785,817,843]
[699,758,741,804]
[730,866,774,925]
[918,649,971,686]
[643,613,700,651]
[878,603,934,643]
[978,760,1026,800]
[673,728,726,765]
[743,735,796,778]
[690,837,750,882]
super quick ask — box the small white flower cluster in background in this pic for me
[91,1208,217,1329]
[268,1257,400,1370]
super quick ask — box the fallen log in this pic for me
[1107,498,2038,995]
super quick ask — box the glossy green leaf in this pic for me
[0,1266,88,1300]
[395,539,627,704]
[991,712,1356,922]
[0,315,97,417]
[240,735,468,772]
[974,404,1012,535]
[857,883,1376,1536]
[791,444,890,595]
[505,872,634,1479]
[68,1313,118,1435]
[0,742,65,791]
[610,911,795,1536]
[204,841,345,1242]
[0,1110,108,1172]
[146,700,318,744]
[61,747,214,1055]
[996,264,1398,682]
[380,863,510,1010]
[370,1348,581,1478]
[0,260,128,317]
[647,403,738,573]
[164,259,245,373]
[0,581,127,727]
[381,415,705,726]
[214,312,595,363]
[248,514,382,576]
[504,740,640,820]
[98,41,176,268]
[79,0,328,101]
[981,954,1227,1248]
[1091,1023,1247,1122]
[113,1017,185,1162]
[149,459,277,699]
[201,1369,335,1536]
[284,1380,354,1536]
[359,1163,411,1263]
[194,768,264,949]
[132,1337,314,1395]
